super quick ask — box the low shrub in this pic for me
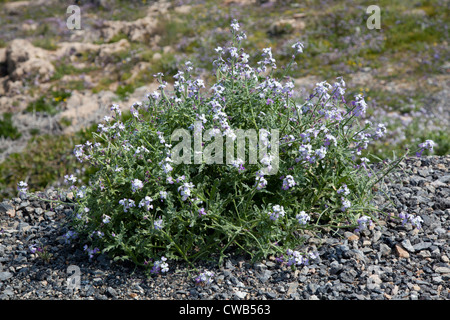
[20,20,434,275]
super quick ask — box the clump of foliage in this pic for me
[0,112,21,140]
[20,21,434,274]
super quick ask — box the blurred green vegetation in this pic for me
[25,90,72,116]
[0,0,448,201]
[0,113,21,140]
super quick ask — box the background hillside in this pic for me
[0,0,448,201]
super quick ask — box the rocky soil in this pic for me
[0,155,448,300]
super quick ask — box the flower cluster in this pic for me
[282,175,296,190]
[119,198,136,212]
[194,271,215,286]
[17,181,28,195]
[178,182,195,201]
[83,245,100,259]
[399,212,424,229]
[341,197,351,212]
[139,196,154,211]
[354,216,373,233]
[151,256,169,274]
[268,205,285,221]
[131,179,144,193]
[154,217,164,230]
[61,232,77,245]
[296,211,310,225]
[285,249,319,267]
[416,140,436,157]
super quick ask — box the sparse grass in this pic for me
[0,124,97,202]
[25,90,72,116]
[0,113,21,140]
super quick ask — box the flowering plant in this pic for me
[21,20,434,273]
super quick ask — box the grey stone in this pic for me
[339,269,357,283]
[0,272,13,281]
[379,244,392,257]
[257,270,272,283]
[330,261,342,275]
[265,292,277,299]
[0,203,14,214]
[307,283,319,294]
[413,242,432,251]
[106,287,118,298]
[435,267,450,274]
[234,291,247,299]
[401,239,415,252]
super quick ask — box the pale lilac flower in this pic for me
[374,123,387,139]
[355,215,373,232]
[119,199,135,212]
[150,91,160,100]
[166,176,174,184]
[268,205,285,221]
[198,208,207,217]
[139,196,154,211]
[117,122,125,131]
[282,175,296,190]
[341,197,351,212]
[286,249,305,267]
[296,211,310,225]
[241,53,249,63]
[84,246,100,259]
[315,146,327,159]
[314,81,332,99]
[324,134,337,147]
[76,188,85,199]
[17,181,28,194]
[154,217,163,230]
[297,144,313,162]
[231,158,245,172]
[258,47,276,69]
[160,157,173,174]
[410,215,424,229]
[151,256,169,274]
[260,153,274,171]
[337,184,350,196]
[131,179,144,193]
[194,79,205,88]
[176,175,186,183]
[292,41,304,54]
[229,47,238,58]
[255,175,268,190]
[178,182,195,201]
[159,191,168,201]
[332,76,346,97]
[134,145,149,156]
[111,104,122,116]
[399,212,423,229]
[102,214,111,224]
[230,19,240,31]
[353,94,368,117]
[195,271,214,286]
[417,140,436,157]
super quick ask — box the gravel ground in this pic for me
[0,156,448,301]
